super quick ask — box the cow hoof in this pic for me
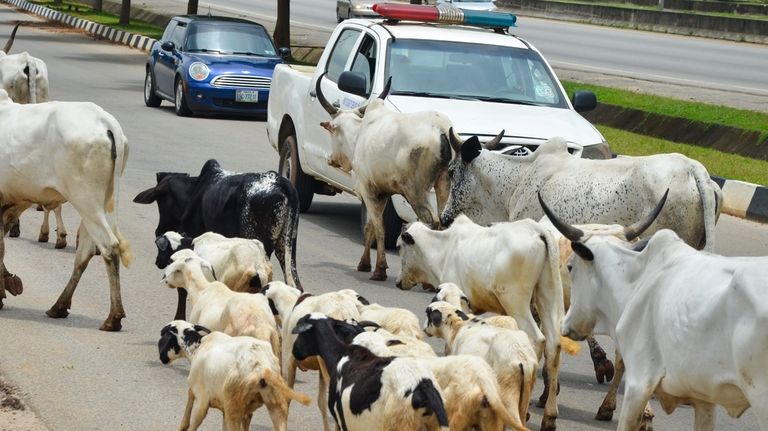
[37,233,49,243]
[540,415,557,431]
[639,410,654,431]
[8,222,20,238]
[594,358,615,384]
[595,405,615,421]
[4,274,23,296]
[369,271,387,281]
[46,305,69,319]
[55,239,67,249]
[357,262,371,272]
[99,316,123,332]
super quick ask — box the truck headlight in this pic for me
[188,62,210,81]
[581,142,613,160]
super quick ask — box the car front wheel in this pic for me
[144,69,162,107]
[279,135,315,212]
[174,79,192,116]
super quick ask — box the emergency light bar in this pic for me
[372,3,517,28]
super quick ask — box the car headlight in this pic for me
[188,62,210,81]
[581,142,614,160]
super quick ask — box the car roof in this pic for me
[172,15,266,27]
[354,19,530,49]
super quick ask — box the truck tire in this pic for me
[279,135,315,212]
[360,198,403,250]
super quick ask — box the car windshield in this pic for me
[386,39,567,108]
[185,23,277,57]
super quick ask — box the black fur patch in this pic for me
[356,294,370,306]
[428,308,443,327]
[407,378,449,427]
[386,339,405,347]
[632,238,651,252]
[455,310,469,321]
[439,133,452,163]
[267,298,279,316]
[401,232,415,245]
[460,136,482,163]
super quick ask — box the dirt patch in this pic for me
[0,377,49,431]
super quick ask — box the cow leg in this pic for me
[359,194,388,281]
[174,288,188,321]
[53,205,67,249]
[46,224,96,320]
[100,246,125,331]
[532,271,562,431]
[693,402,715,431]
[0,212,6,309]
[616,380,656,431]
[38,207,50,243]
[596,349,624,421]
[588,336,614,384]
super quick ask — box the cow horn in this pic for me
[448,127,463,152]
[538,191,584,242]
[623,189,669,241]
[483,129,505,150]
[379,76,392,100]
[315,72,338,116]
[3,23,20,54]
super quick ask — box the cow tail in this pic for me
[26,56,37,104]
[283,183,302,291]
[693,166,719,252]
[107,128,132,267]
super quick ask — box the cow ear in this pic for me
[572,242,594,261]
[320,121,336,133]
[461,136,482,163]
[400,231,415,245]
[133,186,160,204]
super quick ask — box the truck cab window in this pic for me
[327,29,361,81]
[350,35,377,95]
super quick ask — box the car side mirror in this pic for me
[278,47,292,59]
[161,41,175,52]
[338,71,368,97]
[571,90,597,113]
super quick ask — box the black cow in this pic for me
[133,159,302,319]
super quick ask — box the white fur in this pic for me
[358,302,424,340]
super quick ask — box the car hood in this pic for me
[186,52,281,74]
[386,95,603,146]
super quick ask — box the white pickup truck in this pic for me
[266,9,611,247]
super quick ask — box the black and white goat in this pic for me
[291,313,450,431]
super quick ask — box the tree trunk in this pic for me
[187,0,199,15]
[119,0,131,25]
[93,0,103,12]
[274,0,291,55]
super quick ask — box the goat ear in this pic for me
[194,325,211,335]
[357,320,381,329]
[460,136,482,163]
[461,296,472,310]
[455,310,470,321]
[133,186,160,204]
[572,242,594,261]
[356,294,370,306]
[292,322,313,335]
[428,309,443,327]
[155,236,169,251]
[400,231,415,245]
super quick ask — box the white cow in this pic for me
[542,192,768,431]
[0,89,131,331]
[440,134,722,251]
[396,215,564,431]
[316,74,493,281]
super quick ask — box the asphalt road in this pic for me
[1,6,768,431]
[167,0,768,98]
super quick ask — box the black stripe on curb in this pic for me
[747,187,768,224]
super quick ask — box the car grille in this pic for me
[211,75,271,89]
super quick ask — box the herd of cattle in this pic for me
[1,23,767,431]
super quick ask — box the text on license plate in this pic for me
[235,90,259,103]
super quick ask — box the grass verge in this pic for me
[562,80,768,140]
[601,125,768,185]
[29,0,164,39]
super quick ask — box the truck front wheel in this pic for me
[279,135,315,212]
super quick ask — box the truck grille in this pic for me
[211,75,271,89]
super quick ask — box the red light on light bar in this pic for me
[372,3,517,28]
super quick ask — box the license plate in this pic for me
[235,90,259,103]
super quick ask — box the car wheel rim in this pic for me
[145,74,152,99]
[175,82,182,110]
[283,153,292,181]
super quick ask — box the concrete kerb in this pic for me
[2,0,766,225]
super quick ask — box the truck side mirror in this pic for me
[161,41,175,52]
[571,90,597,113]
[278,47,292,59]
[338,71,368,97]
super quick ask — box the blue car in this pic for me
[144,15,290,117]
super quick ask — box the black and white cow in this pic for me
[133,159,301,319]
[292,313,450,431]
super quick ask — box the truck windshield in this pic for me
[186,23,277,57]
[386,39,567,108]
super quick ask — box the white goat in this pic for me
[158,320,311,431]
[357,301,424,340]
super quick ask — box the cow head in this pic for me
[154,231,193,269]
[540,189,668,341]
[395,222,441,291]
[423,301,469,339]
[440,130,505,227]
[133,172,195,237]
[157,320,210,364]
[0,25,50,104]
[316,73,391,172]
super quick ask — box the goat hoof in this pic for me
[99,313,125,332]
[595,405,615,421]
[540,415,557,431]
[369,271,387,281]
[357,262,371,272]
[46,305,69,319]
[55,239,67,249]
[594,358,615,384]
[38,233,49,243]
[8,223,20,238]
[3,274,23,296]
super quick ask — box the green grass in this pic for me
[562,80,768,139]
[30,0,164,40]
[600,125,768,185]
